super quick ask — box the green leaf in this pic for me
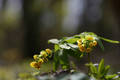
[103,65,110,75]
[99,37,119,44]
[54,44,60,52]
[98,59,105,74]
[74,35,81,38]
[67,43,78,48]
[48,39,59,44]
[59,44,71,49]
[105,74,118,79]
[90,63,97,74]
[80,53,84,58]
[65,37,79,43]
[96,39,104,51]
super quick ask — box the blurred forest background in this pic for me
[0,0,120,80]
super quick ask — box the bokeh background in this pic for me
[0,0,120,80]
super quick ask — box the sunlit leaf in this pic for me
[98,59,104,74]
[90,64,97,74]
[59,44,71,49]
[74,34,81,38]
[48,39,59,44]
[54,44,60,52]
[105,74,118,79]
[64,37,79,43]
[67,43,78,48]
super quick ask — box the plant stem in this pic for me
[88,53,91,63]
[88,53,91,75]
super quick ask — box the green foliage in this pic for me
[64,37,80,43]
[48,32,119,71]
[86,59,120,80]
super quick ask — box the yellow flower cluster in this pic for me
[77,35,97,53]
[30,48,52,69]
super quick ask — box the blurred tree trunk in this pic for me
[2,0,7,9]
[110,0,120,40]
[22,0,42,57]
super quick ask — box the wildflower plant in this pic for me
[30,32,120,80]
[86,59,120,80]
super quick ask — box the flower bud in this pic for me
[40,51,48,57]
[33,55,38,60]
[93,41,97,46]
[45,49,52,54]
[86,48,92,53]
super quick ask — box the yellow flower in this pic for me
[30,61,37,67]
[45,49,52,54]
[78,43,81,47]
[30,61,41,69]
[30,61,36,68]
[93,41,97,46]
[89,42,94,47]
[40,51,48,57]
[85,35,94,40]
[78,44,85,49]
[79,44,86,52]
[33,55,38,60]
[77,39,82,44]
[38,59,44,64]
[86,48,92,53]
[79,48,86,52]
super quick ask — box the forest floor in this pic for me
[0,59,53,80]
